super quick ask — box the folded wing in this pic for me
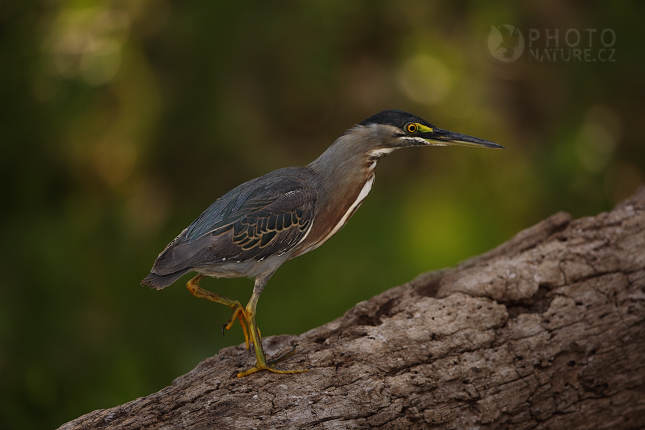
[145,169,317,283]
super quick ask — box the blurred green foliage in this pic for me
[1,0,643,428]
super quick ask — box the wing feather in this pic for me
[148,168,317,276]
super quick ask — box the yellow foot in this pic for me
[222,307,251,349]
[237,364,308,378]
[266,343,297,365]
[237,344,308,377]
[221,308,263,350]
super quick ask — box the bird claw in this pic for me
[266,344,298,366]
[237,365,308,378]
[221,307,251,350]
[236,344,307,377]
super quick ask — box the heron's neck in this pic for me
[299,130,385,253]
[308,131,377,197]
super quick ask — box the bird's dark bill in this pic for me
[421,128,504,149]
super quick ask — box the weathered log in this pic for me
[59,187,645,429]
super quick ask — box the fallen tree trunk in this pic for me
[60,187,645,430]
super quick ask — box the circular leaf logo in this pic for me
[488,25,524,63]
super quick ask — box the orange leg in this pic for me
[186,275,251,349]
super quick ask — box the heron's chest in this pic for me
[297,173,375,255]
[324,175,374,239]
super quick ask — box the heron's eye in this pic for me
[406,123,418,133]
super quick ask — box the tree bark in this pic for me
[59,187,645,430]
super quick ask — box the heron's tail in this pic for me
[141,269,190,290]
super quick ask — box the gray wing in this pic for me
[145,168,316,281]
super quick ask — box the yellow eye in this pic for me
[406,123,418,133]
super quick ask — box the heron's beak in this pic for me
[419,127,504,149]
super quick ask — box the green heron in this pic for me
[142,109,503,377]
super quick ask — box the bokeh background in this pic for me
[1,1,643,428]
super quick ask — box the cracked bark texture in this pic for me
[59,187,645,430]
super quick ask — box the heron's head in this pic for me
[310,109,504,177]
[353,109,504,159]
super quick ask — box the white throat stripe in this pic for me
[318,175,375,247]
[368,147,396,158]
